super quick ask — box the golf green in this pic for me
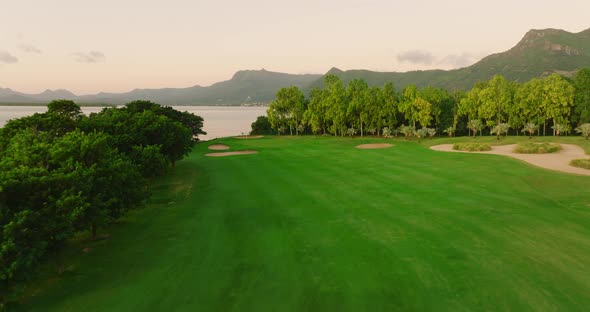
[18,136,590,311]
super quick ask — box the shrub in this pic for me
[570,159,590,170]
[453,142,492,151]
[513,142,561,154]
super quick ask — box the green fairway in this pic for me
[18,136,590,311]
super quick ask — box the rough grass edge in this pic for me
[513,142,562,154]
[570,158,590,170]
[453,142,492,152]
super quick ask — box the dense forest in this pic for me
[0,100,204,307]
[261,69,590,139]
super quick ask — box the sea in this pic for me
[0,105,267,141]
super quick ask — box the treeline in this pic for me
[262,69,590,139]
[0,100,204,306]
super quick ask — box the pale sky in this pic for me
[1,0,589,94]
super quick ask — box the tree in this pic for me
[490,123,510,140]
[50,130,146,239]
[304,88,329,134]
[267,86,305,135]
[379,82,399,133]
[47,100,83,120]
[398,125,415,138]
[478,75,512,130]
[324,75,347,136]
[540,74,575,136]
[551,124,570,136]
[574,69,590,124]
[522,122,539,139]
[346,79,369,136]
[575,123,590,140]
[250,116,273,135]
[443,126,456,137]
[467,119,483,138]
[124,101,206,141]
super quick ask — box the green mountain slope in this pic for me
[309,27,590,91]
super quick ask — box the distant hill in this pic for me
[309,28,590,90]
[1,27,589,105]
[0,70,322,105]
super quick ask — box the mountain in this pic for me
[309,27,590,90]
[74,69,322,105]
[1,27,589,105]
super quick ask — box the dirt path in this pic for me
[430,143,590,176]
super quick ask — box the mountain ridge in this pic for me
[1,27,589,105]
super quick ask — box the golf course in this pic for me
[13,135,590,311]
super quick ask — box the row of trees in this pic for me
[265,69,590,138]
[0,100,204,306]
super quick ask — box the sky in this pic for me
[1,0,589,95]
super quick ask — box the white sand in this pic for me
[356,143,393,149]
[205,150,258,157]
[430,143,590,176]
[208,144,230,150]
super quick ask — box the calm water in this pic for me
[0,105,267,141]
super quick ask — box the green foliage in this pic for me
[250,116,273,135]
[47,100,83,120]
[574,69,590,123]
[398,125,415,138]
[490,123,511,140]
[0,100,201,306]
[513,142,562,154]
[552,123,570,136]
[569,158,590,170]
[267,86,306,135]
[452,142,492,151]
[466,119,483,138]
[522,122,540,138]
[443,126,456,137]
[575,123,590,139]
[266,70,590,140]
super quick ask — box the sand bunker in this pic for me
[430,143,590,176]
[234,135,264,139]
[205,150,258,157]
[356,143,393,149]
[208,144,230,150]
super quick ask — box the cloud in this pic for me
[71,51,106,63]
[438,53,480,68]
[396,50,435,65]
[19,44,42,54]
[0,51,18,64]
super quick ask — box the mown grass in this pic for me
[15,136,590,311]
[570,158,590,170]
[452,142,492,151]
[514,142,562,154]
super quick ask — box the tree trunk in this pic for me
[360,117,363,137]
[543,121,546,136]
[92,223,97,240]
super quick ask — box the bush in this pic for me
[250,116,273,135]
[513,142,561,154]
[452,142,492,151]
[570,159,590,170]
